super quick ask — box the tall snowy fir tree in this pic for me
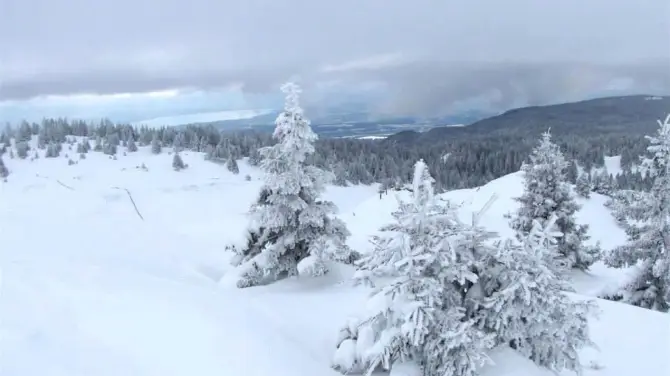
[227,82,356,288]
[332,161,595,376]
[509,131,601,271]
[605,114,670,312]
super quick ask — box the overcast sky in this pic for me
[1,0,668,119]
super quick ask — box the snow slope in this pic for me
[575,156,622,177]
[0,144,668,376]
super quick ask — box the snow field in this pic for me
[0,144,668,376]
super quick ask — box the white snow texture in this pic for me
[0,85,667,376]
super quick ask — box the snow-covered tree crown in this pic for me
[257,82,333,196]
[642,113,670,178]
[412,159,434,208]
[527,130,569,171]
[270,82,317,164]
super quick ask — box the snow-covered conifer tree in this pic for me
[103,136,118,155]
[127,138,138,152]
[172,152,186,171]
[334,170,596,376]
[15,142,29,159]
[82,137,91,152]
[592,169,613,196]
[332,160,494,376]
[76,142,86,154]
[93,136,103,152]
[226,157,239,174]
[606,114,670,311]
[477,216,595,374]
[0,156,8,178]
[228,82,356,288]
[509,131,600,270]
[605,189,648,234]
[173,133,184,153]
[247,148,262,166]
[151,135,162,154]
[45,142,59,158]
[575,173,591,198]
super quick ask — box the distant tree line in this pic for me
[0,115,656,193]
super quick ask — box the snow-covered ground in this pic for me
[0,144,668,376]
[575,156,622,177]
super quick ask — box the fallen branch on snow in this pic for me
[56,180,75,190]
[35,174,75,191]
[112,186,145,221]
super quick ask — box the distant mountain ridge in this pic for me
[386,95,670,144]
[166,94,670,140]
[174,108,492,138]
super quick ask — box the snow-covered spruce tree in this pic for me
[575,173,591,198]
[0,155,8,178]
[477,216,595,375]
[172,152,186,171]
[93,136,103,152]
[605,114,670,312]
[82,137,91,152]
[76,142,87,154]
[45,142,59,158]
[509,130,600,271]
[226,157,239,174]
[127,137,138,152]
[103,136,118,155]
[247,148,262,166]
[228,82,356,288]
[15,142,29,159]
[151,135,162,154]
[592,169,614,196]
[332,160,495,376]
[605,189,649,234]
[333,164,596,376]
[173,133,184,153]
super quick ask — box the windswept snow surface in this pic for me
[0,145,668,375]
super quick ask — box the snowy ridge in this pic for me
[0,141,668,375]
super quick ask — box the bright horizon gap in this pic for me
[0,88,183,105]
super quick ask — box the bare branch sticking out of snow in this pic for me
[56,180,75,190]
[112,187,145,221]
[35,174,75,191]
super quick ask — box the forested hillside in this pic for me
[2,95,666,192]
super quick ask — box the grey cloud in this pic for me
[333,61,670,117]
[0,66,304,100]
[1,0,668,115]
